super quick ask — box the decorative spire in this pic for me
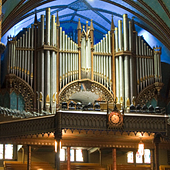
[34,9,38,24]
[111,15,115,32]
[56,11,60,26]
[132,17,136,32]
[90,19,94,31]
[86,21,88,32]
[77,18,82,30]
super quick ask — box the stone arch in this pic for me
[59,79,114,103]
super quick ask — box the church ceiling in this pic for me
[2,0,170,51]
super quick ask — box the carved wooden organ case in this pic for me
[5,8,162,112]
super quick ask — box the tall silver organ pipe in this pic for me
[50,15,56,114]
[31,24,34,88]
[115,27,119,102]
[118,20,124,103]
[25,31,28,81]
[45,8,51,111]
[154,46,162,82]
[129,20,133,103]
[123,14,129,105]
[27,28,31,85]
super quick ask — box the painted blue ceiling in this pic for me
[2,0,170,64]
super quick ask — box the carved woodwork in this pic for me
[0,111,168,141]
[108,111,123,129]
[59,79,114,103]
[136,84,157,105]
[5,74,34,112]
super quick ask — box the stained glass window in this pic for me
[76,149,83,162]
[127,151,133,163]
[5,144,13,159]
[60,148,65,161]
[136,151,143,163]
[0,144,3,159]
[70,149,74,161]
[144,149,151,164]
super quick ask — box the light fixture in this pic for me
[138,140,144,155]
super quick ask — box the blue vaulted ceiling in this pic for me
[2,0,170,63]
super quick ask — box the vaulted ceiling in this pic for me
[2,0,170,52]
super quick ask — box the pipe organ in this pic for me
[6,8,162,112]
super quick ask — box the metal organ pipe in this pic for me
[60,27,63,90]
[45,8,51,111]
[31,24,34,88]
[25,31,28,81]
[118,20,124,103]
[115,27,119,102]
[123,14,129,105]
[51,15,56,114]
[62,31,65,87]
[129,20,133,103]
[22,34,25,79]
[27,28,31,85]
[144,43,147,87]
[135,34,139,94]
[19,36,22,78]
[40,15,45,111]
[138,36,142,91]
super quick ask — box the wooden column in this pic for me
[90,19,94,81]
[77,18,81,80]
[154,136,160,170]
[111,16,116,96]
[56,12,60,105]
[27,145,31,170]
[22,147,25,163]
[150,149,154,170]
[67,146,71,170]
[112,148,116,170]
[99,149,102,166]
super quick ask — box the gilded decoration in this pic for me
[136,83,157,105]
[5,74,34,112]
[59,79,114,103]
[108,111,123,128]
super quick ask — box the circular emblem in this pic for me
[111,114,120,124]
[108,111,123,128]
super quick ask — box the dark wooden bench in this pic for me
[4,161,54,170]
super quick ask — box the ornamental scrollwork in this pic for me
[59,79,114,103]
[5,74,34,112]
[136,84,157,105]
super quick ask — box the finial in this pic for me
[86,21,88,32]
[90,19,94,31]
[111,15,115,32]
[56,11,60,26]
[77,18,82,30]
[34,9,38,24]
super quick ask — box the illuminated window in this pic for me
[70,149,74,162]
[136,151,143,164]
[76,149,83,162]
[0,144,3,159]
[5,144,13,159]
[144,149,151,164]
[60,149,65,161]
[127,151,133,163]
